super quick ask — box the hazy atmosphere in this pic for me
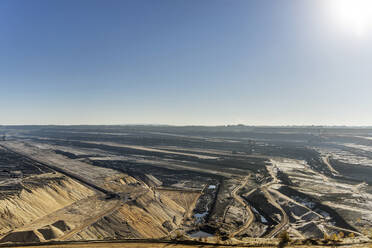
[1,0,371,125]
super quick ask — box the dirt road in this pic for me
[262,188,288,238]
[230,176,255,237]
[322,156,339,175]
[262,160,288,238]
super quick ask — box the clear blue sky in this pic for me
[1,0,371,125]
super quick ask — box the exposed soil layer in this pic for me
[1,125,372,244]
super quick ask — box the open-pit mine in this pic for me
[0,125,371,247]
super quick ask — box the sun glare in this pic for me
[329,0,372,36]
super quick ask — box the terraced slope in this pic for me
[0,174,95,240]
[69,189,186,240]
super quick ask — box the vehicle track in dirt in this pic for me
[262,187,288,238]
[262,160,288,238]
[230,176,255,238]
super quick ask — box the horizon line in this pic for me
[1,124,372,128]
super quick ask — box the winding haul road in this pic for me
[230,175,255,238]
[229,161,290,238]
[262,187,288,238]
[262,161,289,238]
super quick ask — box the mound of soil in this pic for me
[37,225,64,240]
[0,230,40,243]
[51,220,71,232]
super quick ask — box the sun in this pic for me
[329,0,372,36]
